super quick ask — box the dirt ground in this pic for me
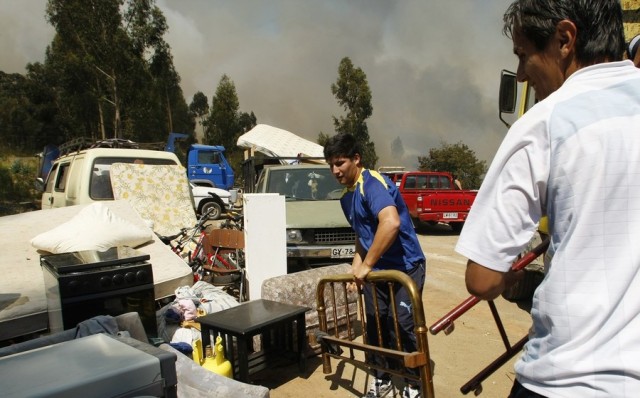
[255,223,533,398]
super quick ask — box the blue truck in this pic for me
[166,132,234,190]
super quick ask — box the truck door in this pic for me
[189,148,226,188]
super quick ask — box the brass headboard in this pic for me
[316,269,435,398]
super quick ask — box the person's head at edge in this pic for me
[627,34,640,68]
[323,133,363,188]
[503,0,625,101]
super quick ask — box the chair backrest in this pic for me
[204,228,245,251]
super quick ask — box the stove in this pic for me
[41,246,157,338]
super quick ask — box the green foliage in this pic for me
[204,74,257,178]
[316,132,331,148]
[205,74,240,150]
[0,0,193,153]
[189,91,209,133]
[0,167,14,201]
[417,141,487,189]
[330,57,378,169]
[0,157,38,203]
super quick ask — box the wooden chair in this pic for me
[202,228,246,302]
[316,270,435,398]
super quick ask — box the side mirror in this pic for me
[34,177,45,192]
[499,70,517,128]
[229,189,238,204]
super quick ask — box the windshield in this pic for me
[267,168,343,200]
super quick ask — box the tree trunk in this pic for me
[165,88,173,132]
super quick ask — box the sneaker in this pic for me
[402,385,420,398]
[363,378,394,398]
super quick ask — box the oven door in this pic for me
[59,284,157,338]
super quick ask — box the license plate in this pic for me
[331,247,355,258]
[443,212,458,219]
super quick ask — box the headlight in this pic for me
[286,229,303,243]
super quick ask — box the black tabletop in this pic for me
[198,299,310,335]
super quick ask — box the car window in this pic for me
[429,176,438,188]
[55,163,71,192]
[440,176,451,189]
[405,176,416,189]
[45,163,59,193]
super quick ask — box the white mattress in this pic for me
[0,200,193,341]
[237,124,326,159]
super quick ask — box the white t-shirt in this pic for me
[456,61,640,397]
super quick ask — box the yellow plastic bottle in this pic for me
[192,338,204,365]
[192,336,232,378]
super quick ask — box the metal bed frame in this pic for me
[316,270,435,398]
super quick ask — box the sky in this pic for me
[0,0,518,168]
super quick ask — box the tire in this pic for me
[200,200,222,220]
[450,222,464,234]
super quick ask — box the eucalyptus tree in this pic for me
[44,0,190,143]
[190,91,210,134]
[205,75,257,174]
[331,57,378,169]
[205,74,241,151]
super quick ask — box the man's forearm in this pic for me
[465,260,524,300]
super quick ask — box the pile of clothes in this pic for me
[157,281,240,347]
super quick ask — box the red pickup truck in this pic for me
[382,170,477,233]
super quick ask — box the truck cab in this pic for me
[186,144,234,189]
[165,132,235,190]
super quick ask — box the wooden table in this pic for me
[198,299,310,382]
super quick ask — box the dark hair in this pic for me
[323,133,361,161]
[503,0,625,64]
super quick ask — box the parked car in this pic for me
[248,161,356,271]
[189,183,232,220]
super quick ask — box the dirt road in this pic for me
[260,224,533,397]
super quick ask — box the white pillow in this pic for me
[31,202,154,254]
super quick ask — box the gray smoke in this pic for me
[0,0,516,166]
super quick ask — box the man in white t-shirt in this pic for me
[455,1,640,397]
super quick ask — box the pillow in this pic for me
[31,202,154,254]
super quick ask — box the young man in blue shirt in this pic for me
[324,132,426,398]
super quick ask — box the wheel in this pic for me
[450,222,464,234]
[200,200,222,220]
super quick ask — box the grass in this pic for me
[0,151,40,216]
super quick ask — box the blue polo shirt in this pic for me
[340,169,425,271]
